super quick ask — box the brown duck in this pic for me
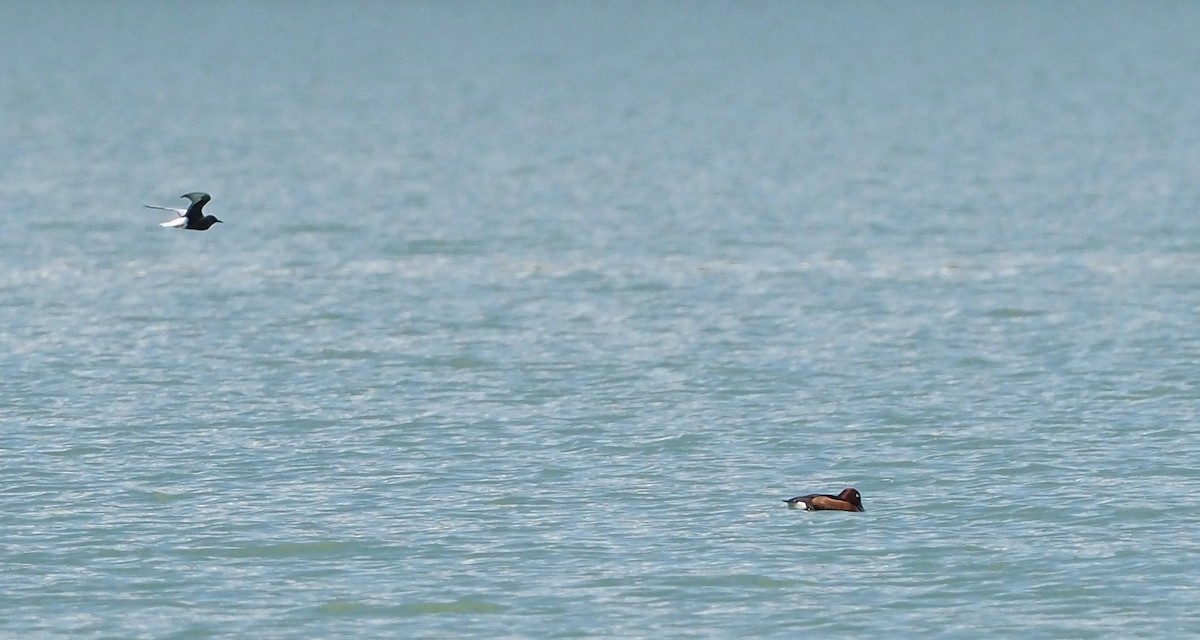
[784,487,864,512]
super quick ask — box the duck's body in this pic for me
[784,487,864,512]
[146,192,222,230]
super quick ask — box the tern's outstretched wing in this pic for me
[181,192,211,223]
[145,205,187,216]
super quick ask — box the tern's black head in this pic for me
[187,215,222,231]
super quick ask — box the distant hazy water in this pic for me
[3,1,1200,637]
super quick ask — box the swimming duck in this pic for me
[783,487,864,512]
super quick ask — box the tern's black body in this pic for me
[180,192,222,230]
[146,191,223,230]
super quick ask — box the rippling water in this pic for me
[3,1,1200,637]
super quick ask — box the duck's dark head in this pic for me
[838,488,864,511]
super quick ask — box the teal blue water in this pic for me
[3,1,1200,637]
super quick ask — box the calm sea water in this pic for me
[3,1,1200,637]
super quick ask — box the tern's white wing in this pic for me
[144,204,187,216]
[159,216,188,228]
